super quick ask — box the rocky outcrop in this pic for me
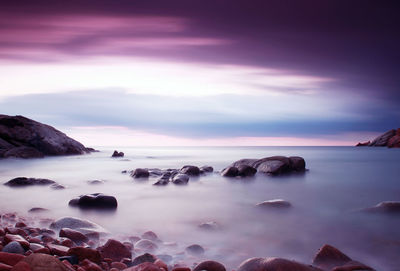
[0,114,92,158]
[361,201,400,213]
[223,156,306,176]
[111,150,124,157]
[356,128,400,148]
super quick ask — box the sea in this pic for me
[0,146,399,270]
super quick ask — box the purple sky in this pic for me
[0,1,399,145]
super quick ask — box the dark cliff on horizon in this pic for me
[0,114,92,158]
[356,128,400,148]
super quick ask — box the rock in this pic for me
[49,217,108,235]
[289,156,306,171]
[256,199,292,209]
[368,129,396,146]
[47,244,69,256]
[87,180,104,185]
[355,141,370,146]
[50,184,65,190]
[14,253,73,271]
[331,260,374,271]
[198,221,220,231]
[80,259,102,271]
[155,255,172,264]
[141,231,159,242]
[3,146,44,159]
[237,165,257,177]
[29,243,46,253]
[4,177,55,187]
[134,240,158,253]
[185,244,204,255]
[111,262,128,270]
[221,167,238,177]
[171,174,189,185]
[387,135,400,148]
[312,244,352,270]
[131,253,157,267]
[0,114,89,159]
[58,255,79,265]
[257,160,287,175]
[98,239,131,262]
[67,247,101,264]
[123,262,163,271]
[154,259,167,271]
[363,201,400,213]
[0,252,25,266]
[153,178,169,186]
[112,150,124,157]
[193,261,226,271]
[131,169,150,178]
[59,228,88,244]
[2,241,25,254]
[68,193,118,209]
[0,262,12,271]
[200,166,214,173]
[180,166,200,176]
[237,257,322,271]
[4,235,30,249]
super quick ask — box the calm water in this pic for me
[0,146,399,270]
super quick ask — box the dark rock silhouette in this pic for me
[68,193,118,209]
[111,150,124,157]
[4,177,55,187]
[356,128,400,148]
[0,114,92,158]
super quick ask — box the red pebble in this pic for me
[81,259,103,271]
[98,239,131,262]
[0,252,25,266]
[0,262,12,271]
[47,243,69,256]
[172,268,191,271]
[111,262,127,270]
[68,247,102,264]
[15,222,27,228]
[7,261,31,271]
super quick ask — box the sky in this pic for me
[0,0,399,146]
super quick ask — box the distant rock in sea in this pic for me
[356,128,400,148]
[0,114,94,158]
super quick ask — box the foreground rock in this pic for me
[14,253,73,271]
[356,128,400,148]
[50,217,108,235]
[237,257,322,271]
[4,177,55,187]
[223,156,306,176]
[194,261,226,271]
[68,193,118,209]
[0,114,91,158]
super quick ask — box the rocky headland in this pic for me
[0,115,93,159]
[356,128,400,148]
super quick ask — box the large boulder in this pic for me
[12,253,74,271]
[0,114,90,158]
[4,177,55,187]
[131,168,150,178]
[237,257,322,271]
[180,165,200,176]
[68,193,118,209]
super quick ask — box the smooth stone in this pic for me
[185,244,204,255]
[131,168,150,178]
[134,240,158,252]
[221,166,238,177]
[58,255,79,265]
[237,165,257,177]
[14,253,72,271]
[49,217,108,235]
[231,156,306,175]
[131,253,157,267]
[171,174,189,185]
[0,252,25,266]
[112,150,124,157]
[200,166,214,173]
[4,177,55,187]
[180,165,200,176]
[3,146,44,159]
[198,221,220,231]
[68,193,118,209]
[98,239,131,262]
[50,184,65,190]
[68,247,101,264]
[59,228,88,244]
[153,178,169,186]
[47,243,69,256]
[237,257,323,271]
[193,261,226,271]
[4,234,30,249]
[141,231,159,242]
[2,241,25,254]
[80,259,103,271]
[155,254,173,263]
[289,156,306,171]
[123,262,163,271]
[257,160,287,175]
[0,262,12,271]
[256,199,292,209]
[87,180,104,185]
[29,243,46,253]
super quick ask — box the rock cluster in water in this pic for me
[0,213,375,271]
[0,115,93,159]
[356,128,400,148]
[222,156,306,176]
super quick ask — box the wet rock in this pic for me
[141,231,159,242]
[58,255,79,265]
[256,199,292,209]
[68,193,118,209]
[87,180,104,185]
[68,247,101,264]
[362,201,400,213]
[198,221,220,231]
[4,177,55,187]
[231,156,306,175]
[221,167,238,177]
[0,114,89,159]
[59,228,88,244]
[112,150,124,157]
[134,240,158,253]
[194,261,226,271]
[131,168,150,178]
[200,166,214,173]
[98,239,131,262]
[237,257,322,271]
[0,262,12,270]
[2,241,25,254]
[15,253,73,271]
[47,243,69,256]
[50,217,108,235]
[29,243,47,253]
[50,184,65,190]
[257,160,288,175]
[111,262,128,270]
[154,259,168,271]
[237,165,257,177]
[155,255,172,264]
[131,253,157,267]
[0,251,25,266]
[80,259,103,271]
[4,235,30,249]
[180,165,200,176]
[124,262,163,271]
[289,156,306,172]
[185,244,204,256]
[153,178,169,186]
[172,174,189,185]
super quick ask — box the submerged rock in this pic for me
[0,114,90,159]
[50,217,108,235]
[185,244,204,255]
[200,166,214,173]
[237,257,322,271]
[256,199,292,209]
[4,177,55,187]
[111,150,124,157]
[198,221,220,231]
[131,168,150,178]
[172,174,189,185]
[131,253,157,267]
[194,261,226,271]
[68,193,118,209]
[180,165,200,176]
[135,239,158,252]
[221,166,239,177]
[237,165,257,177]
[362,201,400,213]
